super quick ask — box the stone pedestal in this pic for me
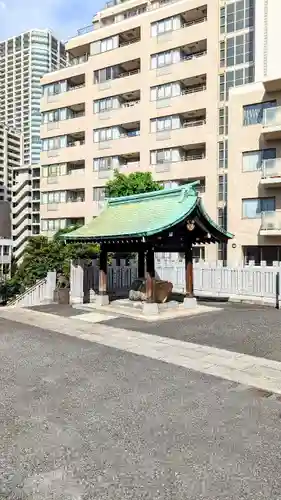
[96,294,109,306]
[70,261,84,305]
[142,302,159,316]
[89,289,96,303]
[183,297,197,309]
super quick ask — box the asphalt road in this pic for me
[1,318,281,499]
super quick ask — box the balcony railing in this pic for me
[181,84,206,95]
[77,24,94,36]
[263,106,281,128]
[262,158,281,179]
[153,153,206,172]
[261,211,281,232]
[67,140,85,147]
[181,50,207,62]
[182,119,206,128]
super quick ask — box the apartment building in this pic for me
[0,29,66,257]
[12,165,40,260]
[40,0,257,260]
[0,29,66,166]
[0,123,22,202]
[226,0,281,265]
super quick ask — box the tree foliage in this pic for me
[0,225,99,302]
[105,170,163,198]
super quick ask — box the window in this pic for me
[151,16,181,36]
[242,149,276,172]
[218,140,228,169]
[93,97,119,113]
[218,207,227,230]
[93,127,119,142]
[193,246,205,262]
[222,32,254,67]
[100,36,117,53]
[221,0,255,35]
[219,107,228,135]
[242,197,275,218]
[218,174,228,202]
[93,156,115,171]
[41,191,66,204]
[243,101,276,126]
[150,82,181,101]
[41,136,67,151]
[151,115,179,132]
[220,66,254,101]
[42,164,67,177]
[93,187,105,201]
[150,49,180,69]
[41,219,66,231]
[3,246,9,256]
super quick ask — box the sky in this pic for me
[0,0,105,42]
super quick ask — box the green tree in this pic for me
[105,170,163,198]
[0,226,99,302]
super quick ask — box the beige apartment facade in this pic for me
[228,77,281,264]
[40,0,221,257]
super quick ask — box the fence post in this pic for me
[70,261,84,305]
[45,271,56,303]
[276,271,280,309]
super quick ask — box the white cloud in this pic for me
[0,0,98,41]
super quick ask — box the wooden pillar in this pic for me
[184,246,194,298]
[99,247,107,295]
[138,250,145,279]
[145,248,155,303]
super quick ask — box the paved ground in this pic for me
[31,302,281,362]
[2,318,281,499]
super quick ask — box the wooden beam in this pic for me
[138,251,145,279]
[145,248,155,303]
[99,247,107,295]
[184,246,194,298]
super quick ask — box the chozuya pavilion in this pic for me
[63,182,232,313]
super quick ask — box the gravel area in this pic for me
[1,319,281,498]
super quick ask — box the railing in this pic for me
[261,211,281,231]
[263,106,281,128]
[181,84,206,95]
[67,140,85,147]
[68,84,85,92]
[153,153,205,167]
[68,54,89,66]
[77,24,94,36]
[181,50,207,62]
[119,38,141,47]
[117,68,140,78]
[262,158,281,179]
[183,119,206,128]
[8,271,56,307]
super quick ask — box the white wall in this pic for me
[255,0,281,81]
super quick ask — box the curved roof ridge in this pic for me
[108,181,199,206]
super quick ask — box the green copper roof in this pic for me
[63,183,233,241]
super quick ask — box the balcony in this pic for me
[41,132,86,164]
[260,211,281,236]
[42,74,86,108]
[41,161,85,190]
[151,110,206,146]
[41,103,86,136]
[153,39,207,81]
[260,158,281,187]
[152,75,207,114]
[262,106,281,140]
[94,59,141,92]
[151,145,206,181]
[94,152,141,180]
[95,121,140,153]
[152,9,207,50]
[95,90,140,124]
